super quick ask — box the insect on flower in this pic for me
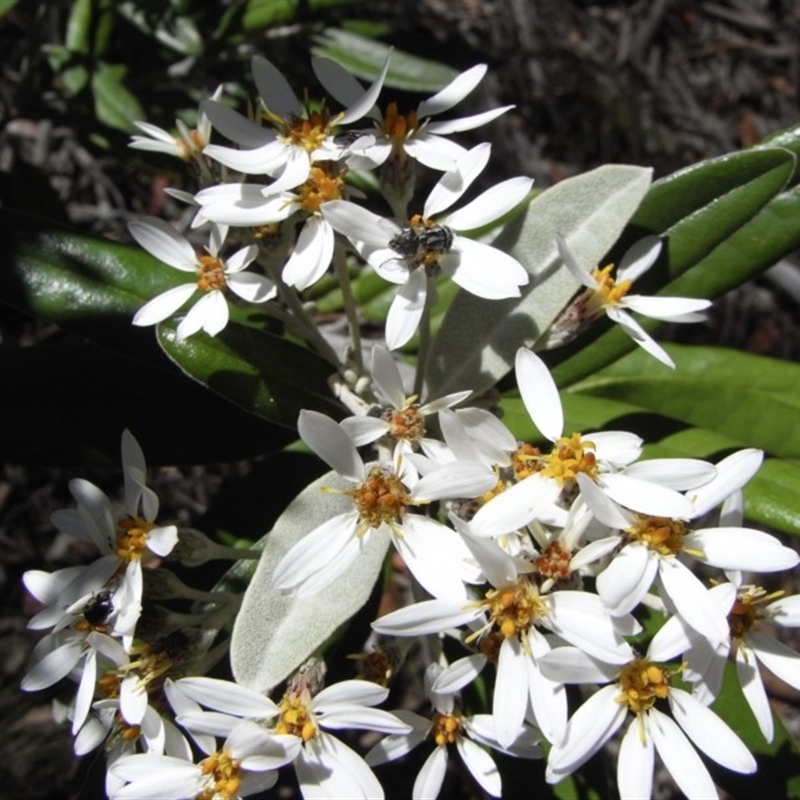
[81,591,114,627]
[379,214,454,276]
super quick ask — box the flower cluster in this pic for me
[20,48,800,800]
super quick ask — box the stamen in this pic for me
[479,578,548,642]
[197,254,227,292]
[535,542,572,582]
[592,264,633,307]
[275,693,317,742]
[431,712,461,747]
[116,517,156,562]
[295,162,346,213]
[348,467,412,531]
[540,433,598,485]
[384,399,425,443]
[616,656,671,715]
[198,750,242,800]
[626,516,687,556]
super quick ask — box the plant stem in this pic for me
[333,239,364,375]
[413,273,435,398]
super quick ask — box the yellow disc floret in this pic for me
[381,102,418,146]
[280,109,332,153]
[348,467,412,531]
[197,254,227,293]
[540,433,598,485]
[592,263,633,308]
[275,693,317,742]
[385,399,425,443]
[627,515,687,556]
[512,442,543,481]
[431,712,461,747]
[198,750,242,800]
[479,578,548,642]
[535,542,572,582]
[616,657,671,715]
[116,517,156,562]
[296,162,346,213]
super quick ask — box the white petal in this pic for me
[386,269,427,350]
[538,646,619,684]
[575,473,634,529]
[606,307,675,368]
[426,105,513,135]
[555,233,596,290]
[439,237,527,299]
[298,410,364,482]
[623,458,716,490]
[470,475,560,537]
[668,688,756,773]
[768,594,800,627]
[412,461,495,501]
[337,52,390,126]
[493,637,529,748]
[341,416,390,446]
[175,677,279,718]
[314,679,388,709]
[599,472,693,518]
[657,558,730,644]
[685,528,799,571]
[596,542,657,616]
[431,654,487,695]
[21,638,83,691]
[424,143,491,219]
[371,598,481,637]
[204,138,287,175]
[617,717,654,800]
[128,218,197,272]
[648,709,719,799]
[547,684,625,774]
[516,348,563,442]
[201,100,275,148]
[133,284,196,327]
[414,746,448,800]
[297,733,384,800]
[446,177,533,232]
[404,133,466,171]
[311,56,370,111]
[748,631,800,692]
[177,290,228,340]
[321,200,393,248]
[622,294,711,321]
[229,271,276,303]
[271,510,360,592]
[318,706,409,735]
[736,645,774,742]
[282,216,334,290]
[525,630,568,746]
[458,737,501,797]
[370,345,406,408]
[252,55,302,118]
[120,674,149,725]
[689,448,763,517]
[418,64,487,117]
[616,235,662,281]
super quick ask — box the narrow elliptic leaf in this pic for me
[571,344,800,460]
[157,319,341,428]
[230,472,391,692]
[312,27,458,92]
[91,62,144,133]
[551,146,798,387]
[426,164,653,398]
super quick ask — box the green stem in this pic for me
[413,273,435,398]
[333,240,364,375]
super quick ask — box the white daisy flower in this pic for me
[49,430,179,645]
[340,345,470,459]
[366,661,541,798]
[470,349,705,540]
[168,662,410,800]
[129,86,222,161]
[322,143,531,349]
[656,577,800,743]
[271,410,496,600]
[553,233,711,367]
[201,54,390,194]
[315,61,513,172]
[582,448,798,645]
[542,629,757,799]
[128,217,276,340]
[372,532,635,748]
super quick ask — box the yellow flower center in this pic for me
[197,254,227,293]
[540,433,597,485]
[592,264,633,307]
[479,578,548,641]
[384,399,425,443]
[275,694,318,742]
[616,657,670,715]
[381,102,419,146]
[116,517,156,562]
[280,109,333,153]
[177,127,208,161]
[348,467,412,531]
[198,750,242,800]
[627,515,687,556]
[727,586,784,640]
[535,542,572,582]
[431,712,461,746]
[295,162,346,213]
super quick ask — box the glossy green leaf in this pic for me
[426,165,652,398]
[312,27,458,91]
[91,62,144,133]
[230,471,391,692]
[571,344,800,460]
[551,146,799,387]
[156,319,342,427]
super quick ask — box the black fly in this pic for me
[388,216,454,268]
[82,591,114,627]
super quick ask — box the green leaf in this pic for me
[230,471,391,692]
[0,0,19,20]
[426,164,653,398]
[65,0,93,53]
[571,344,800,460]
[551,146,799,387]
[156,318,342,428]
[241,0,298,29]
[312,27,458,91]
[91,62,145,133]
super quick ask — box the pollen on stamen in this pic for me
[381,102,418,146]
[275,694,318,742]
[385,401,425,443]
[197,254,227,293]
[198,750,242,800]
[535,542,572,582]
[431,712,461,747]
[592,263,633,307]
[348,467,412,531]
[481,578,547,643]
[616,657,671,715]
[512,442,543,480]
[116,517,155,562]
[281,109,332,153]
[540,433,598,485]
[626,515,687,556]
[296,162,346,213]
